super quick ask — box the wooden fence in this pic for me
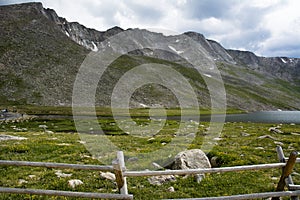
[0,146,299,199]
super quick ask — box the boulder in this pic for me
[172,149,211,170]
[171,149,211,183]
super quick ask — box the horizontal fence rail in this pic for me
[164,190,300,200]
[0,147,299,199]
[0,187,133,200]
[0,160,114,171]
[124,162,286,177]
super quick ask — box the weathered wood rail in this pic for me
[0,146,299,199]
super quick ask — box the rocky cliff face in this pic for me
[1,2,300,111]
[42,6,124,51]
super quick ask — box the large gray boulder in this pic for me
[172,149,211,183]
[172,149,211,170]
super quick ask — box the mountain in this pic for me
[1,2,300,111]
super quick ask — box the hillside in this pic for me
[1,2,300,111]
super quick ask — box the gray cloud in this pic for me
[179,0,236,19]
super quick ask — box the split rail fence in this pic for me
[0,146,299,200]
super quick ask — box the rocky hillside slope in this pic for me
[1,2,300,111]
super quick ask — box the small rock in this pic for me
[57,143,71,146]
[186,133,196,138]
[100,172,116,181]
[38,124,48,129]
[268,127,283,134]
[152,162,164,169]
[213,137,223,141]
[148,174,176,185]
[204,127,210,131]
[195,174,205,183]
[255,147,265,150]
[45,130,54,134]
[210,156,219,168]
[167,186,175,192]
[55,170,72,178]
[18,179,28,184]
[291,132,300,136]
[258,135,277,140]
[161,142,167,145]
[68,179,83,188]
[127,157,138,162]
[147,137,155,142]
[240,132,250,137]
[28,175,36,179]
[274,141,284,146]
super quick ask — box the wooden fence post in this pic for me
[113,151,128,195]
[272,146,298,200]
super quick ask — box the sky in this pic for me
[1,0,300,58]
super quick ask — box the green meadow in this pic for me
[0,107,299,199]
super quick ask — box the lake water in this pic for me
[199,111,300,124]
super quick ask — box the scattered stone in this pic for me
[127,157,138,162]
[186,133,196,138]
[255,147,265,150]
[292,172,300,176]
[55,170,72,178]
[195,174,205,183]
[57,143,71,146]
[268,127,283,134]
[213,137,223,141]
[68,179,83,188]
[147,137,155,142]
[0,134,27,141]
[152,162,164,170]
[274,141,284,146]
[258,135,277,140]
[45,130,54,134]
[148,174,176,185]
[18,179,28,184]
[161,142,167,145]
[167,186,175,192]
[240,132,250,137]
[28,175,36,179]
[38,124,48,130]
[100,172,116,181]
[204,127,210,131]
[291,132,300,136]
[210,156,219,168]
[290,123,296,126]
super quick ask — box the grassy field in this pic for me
[0,112,299,199]
[1,105,244,116]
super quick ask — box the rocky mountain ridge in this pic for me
[1,2,300,111]
[41,2,300,82]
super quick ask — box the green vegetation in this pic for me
[1,105,244,117]
[0,115,299,199]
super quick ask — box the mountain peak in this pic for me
[1,2,300,110]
